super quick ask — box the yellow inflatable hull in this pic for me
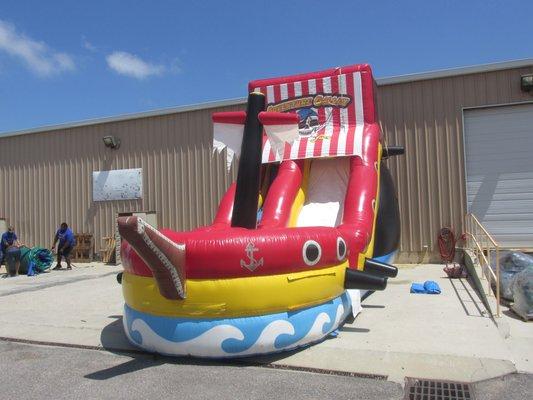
[122,262,348,319]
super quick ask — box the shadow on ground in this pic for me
[502,308,524,321]
[84,357,166,380]
[92,314,334,381]
[100,315,134,353]
[449,276,491,319]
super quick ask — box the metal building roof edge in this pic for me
[1,58,532,139]
[376,58,533,85]
[0,97,247,139]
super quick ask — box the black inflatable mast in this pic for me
[231,92,266,229]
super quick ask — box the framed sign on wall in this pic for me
[93,168,143,201]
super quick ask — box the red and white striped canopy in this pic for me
[249,64,377,164]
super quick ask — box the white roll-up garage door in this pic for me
[464,103,533,248]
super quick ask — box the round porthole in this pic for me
[337,237,347,261]
[302,240,321,266]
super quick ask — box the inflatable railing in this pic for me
[118,64,404,358]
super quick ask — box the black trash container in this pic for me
[5,247,21,276]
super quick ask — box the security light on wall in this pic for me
[521,74,533,93]
[102,135,121,150]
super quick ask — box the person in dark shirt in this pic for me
[51,223,76,270]
[1,226,20,253]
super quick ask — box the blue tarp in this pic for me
[19,246,54,274]
[410,280,441,294]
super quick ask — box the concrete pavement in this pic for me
[2,341,530,400]
[0,262,531,384]
[0,341,404,400]
[0,263,130,350]
[472,372,533,400]
[255,264,530,382]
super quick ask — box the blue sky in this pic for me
[1,1,532,133]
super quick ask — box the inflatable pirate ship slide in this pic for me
[118,64,404,358]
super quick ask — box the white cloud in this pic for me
[106,51,165,79]
[82,36,97,52]
[0,19,75,76]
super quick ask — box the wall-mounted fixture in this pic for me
[102,135,121,150]
[521,74,533,93]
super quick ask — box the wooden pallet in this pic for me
[100,236,116,264]
[73,234,93,262]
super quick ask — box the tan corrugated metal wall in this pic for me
[377,66,533,261]
[1,66,532,261]
[0,104,242,249]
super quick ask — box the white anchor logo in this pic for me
[240,242,264,272]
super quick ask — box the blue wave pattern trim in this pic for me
[124,292,351,358]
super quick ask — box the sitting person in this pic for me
[51,223,76,270]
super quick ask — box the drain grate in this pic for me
[404,378,474,400]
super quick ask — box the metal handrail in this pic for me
[469,213,499,247]
[464,213,501,317]
[466,233,498,281]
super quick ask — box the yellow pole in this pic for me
[487,244,492,296]
[496,245,501,317]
